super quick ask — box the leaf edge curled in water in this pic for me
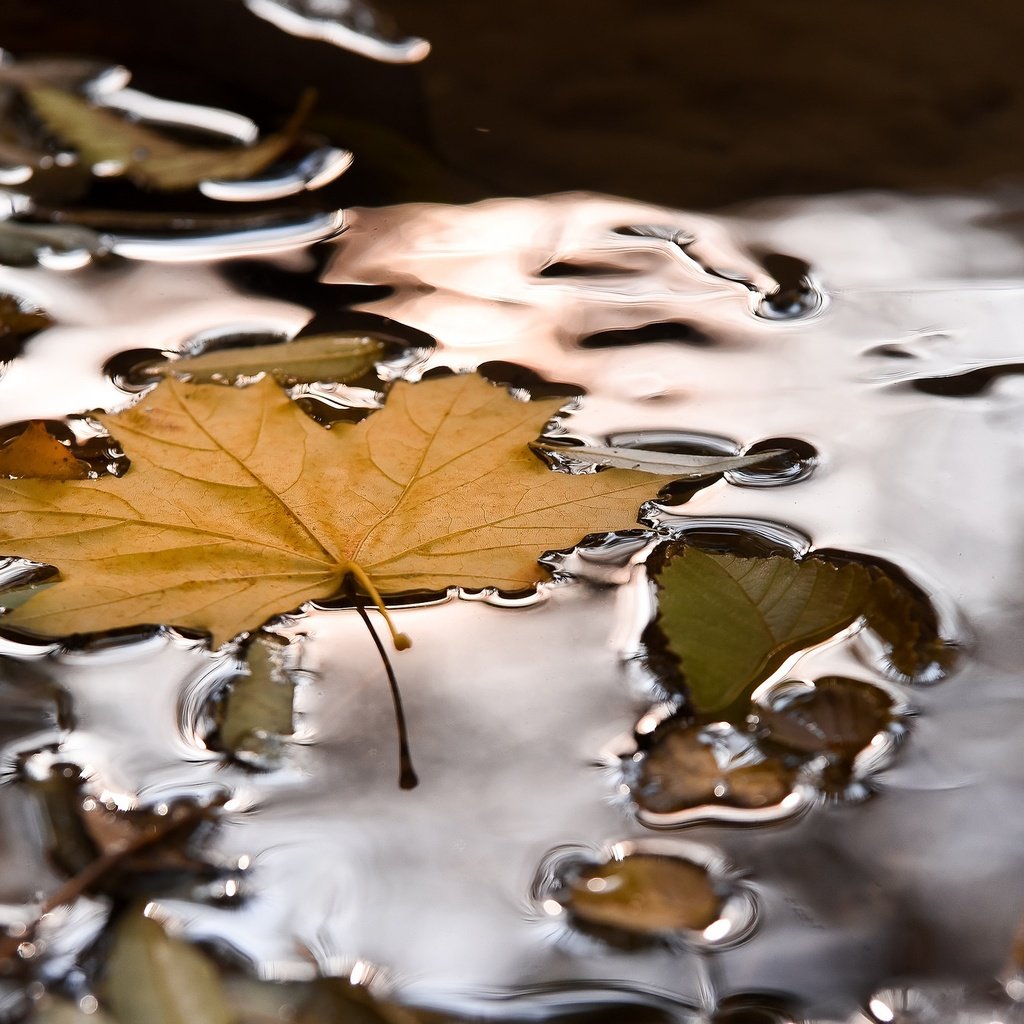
[645,542,949,719]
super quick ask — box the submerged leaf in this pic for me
[0,422,88,480]
[218,634,295,761]
[0,294,53,340]
[29,767,220,896]
[566,854,721,937]
[635,723,795,814]
[26,86,311,191]
[0,374,659,645]
[757,677,895,761]
[535,442,786,478]
[102,906,235,1024]
[295,979,435,1024]
[1,771,222,973]
[218,974,443,1024]
[647,545,946,717]
[157,333,386,385]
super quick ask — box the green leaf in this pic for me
[566,854,721,937]
[102,905,236,1024]
[647,545,947,718]
[158,334,386,386]
[26,86,311,192]
[218,634,295,762]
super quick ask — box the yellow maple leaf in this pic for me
[0,374,658,646]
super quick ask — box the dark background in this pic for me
[2,0,1022,208]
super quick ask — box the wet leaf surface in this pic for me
[756,677,895,761]
[26,86,311,192]
[0,422,88,480]
[566,853,722,937]
[0,295,52,342]
[216,633,295,762]
[156,333,387,386]
[0,374,660,646]
[722,761,796,810]
[647,544,945,717]
[634,723,721,811]
[102,905,235,1024]
[634,723,796,815]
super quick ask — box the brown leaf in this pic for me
[26,86,312,192]
[0,422,88,480]
[566,854,722,937]
[634,723,796,814]
[0,374,659,646]
[757,676,895,761]
[0,294,53,341]
[28,767,219,897]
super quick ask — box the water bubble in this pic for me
[726,438,818,488]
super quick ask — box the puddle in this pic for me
[1,31,1024,1024]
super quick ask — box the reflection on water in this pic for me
[2,185,1024,1023]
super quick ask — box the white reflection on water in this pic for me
[2,190,1024,1020]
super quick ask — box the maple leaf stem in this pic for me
[345,575,419,791]
[345,561,412,651]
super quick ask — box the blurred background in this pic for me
[1,0,1022,208]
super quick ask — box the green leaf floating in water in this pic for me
[102,906,235,1024]
[647,544,948,718]
[566,854,721,938]
[217,633,296,763]
[155,333,386,386]
[26,86,312,192]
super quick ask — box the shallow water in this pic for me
[2,50,1024,1024]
